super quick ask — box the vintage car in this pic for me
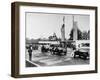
[74,49,89,59]
[49,45,67,56]
[74,42,90,60]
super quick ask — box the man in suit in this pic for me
[28,45,33,61]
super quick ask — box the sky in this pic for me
[26,12,90,39]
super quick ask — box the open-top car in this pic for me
[46,44,66,56]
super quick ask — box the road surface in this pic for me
[26,48,89,67]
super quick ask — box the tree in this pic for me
[48,36,53,40]
[69,28,82,40]
[69,28,73,40]
[48,33,58,40]
[82,31,90,40]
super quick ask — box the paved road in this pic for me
[26,48,89,67]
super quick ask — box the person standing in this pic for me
[28,45,33,61]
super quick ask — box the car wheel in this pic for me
[84,56,87,60]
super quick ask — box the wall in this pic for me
[0,0,99,80]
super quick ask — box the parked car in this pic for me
[74,42,90,60]
[74,49,89,59]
